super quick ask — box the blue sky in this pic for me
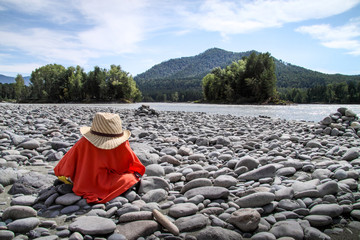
[0,0,359,77]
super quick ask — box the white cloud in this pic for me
[76,0,149,54]
[183,0,360,35]
[0,0,79,24]
[0,0,359,74]
[0,0,154,66]
[0,63,42,76]
[0,28,95,65]
[296,18,360,55]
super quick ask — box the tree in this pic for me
[171,92,179,102]
[84,66,106,101]
[29,64,66,101]
[106,65,142,102]
[325,84,336,103]
[14,74,25,102]
[244,52,277,102]
[201,52,277,103]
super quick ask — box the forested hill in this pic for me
[135,48,255,81]
[275,60,360,88]
[0,74,31,85]
[134,48,255,101]
[134,48,360,102]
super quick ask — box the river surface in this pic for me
[3,102,359,122]
[63,103,360,123]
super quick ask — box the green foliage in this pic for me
[202,52,277,103]
[30,64,66,101]
[275,60,360,88]
[2,48,360,104]
[134,48,360,103]
[25,64,141,103]
[279,80,360,103]
[135,48,255,102]
[0,83,16,101]
[14,74,26,102]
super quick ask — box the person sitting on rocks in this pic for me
[54,112,145,204]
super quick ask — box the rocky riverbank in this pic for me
[0,103,360,240]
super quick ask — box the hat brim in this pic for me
[80,126,131,150]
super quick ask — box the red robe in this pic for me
[54,138,145,203]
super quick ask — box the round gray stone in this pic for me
[238,164,276,180]
[227,208,260,232]
[145,164,165,177]
[235,192,275,208]
[0,230,15,240]
[235,156,259,171]
[195,226,243,240]
[304,215,333,227]
[19,139,40,149]
[309,204,343,217]
[7,217,40,233]
[2,205,37,220]
[214,175,237,188]
[141,189,167,203]
[55,193,82,205]
[69,216,116,235]
[180,178,212,194]
[304,226,331,240]
[269,220,304,240]
[252,232,276,240]
[169,203,198,218]
[184,186,229,200]
[10,195,37,206]
[116,220,159,240]
[175,214,208,232]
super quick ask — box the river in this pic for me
[68,103,360,123]
[4,102,360,122]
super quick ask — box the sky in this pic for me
[0,0,360,78]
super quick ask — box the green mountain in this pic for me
[275,60,360,88]
[134,48,255,101]
[0,74,16,84]
[134,48,360,101]
[0,74,31,85]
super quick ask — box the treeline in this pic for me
[1,49,360,104]
[279,81,360,103]
[1,64,142,103]
[202,52,277,103]
[139,78,203,102]
[275,60,360,88]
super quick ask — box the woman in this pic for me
[54,112,145,204]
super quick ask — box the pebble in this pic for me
[2,205,37,220]
[269,220,304,240]
[115,220,159,240]
[11,195,37,206]
[0,230,15,240]
[309,203,343,217]
[184,186,229,199]
[7,217,40,233]
[69,216,116,235]
[118,211,153,223]
[174,214,208,232]
[235,192,275,208]
[195,226,243,240]
[168,203,198,218]
[0,104,360,240]
[227,208,260,232]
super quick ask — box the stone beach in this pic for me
[0,103,360,240]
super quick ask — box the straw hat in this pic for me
[80,112,130,150]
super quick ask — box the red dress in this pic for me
[54,138,145,203]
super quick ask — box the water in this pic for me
[74,103,360,123]
[4,102,359,122]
